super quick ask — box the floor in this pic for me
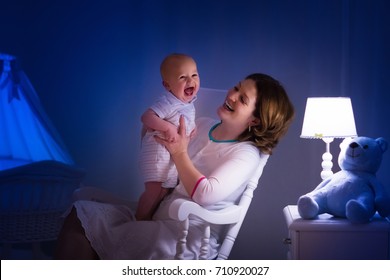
[1,241,56,260]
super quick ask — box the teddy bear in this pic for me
[297,136,390,223]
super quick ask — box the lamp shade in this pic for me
[301,97,357,139]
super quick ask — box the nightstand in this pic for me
[283,205,390,259]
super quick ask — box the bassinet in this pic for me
[0,160,85,258]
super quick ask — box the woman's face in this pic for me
[217,78,259,129]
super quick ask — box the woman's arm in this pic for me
[155,116,265,205]
[191,149,264,205]
[154,116,203,195]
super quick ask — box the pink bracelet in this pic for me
[191,176,206,198]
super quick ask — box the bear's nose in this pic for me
[349,142,359,149]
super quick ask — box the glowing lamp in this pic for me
[301,97,357,180]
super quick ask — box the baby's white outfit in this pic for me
[139,91,196,188]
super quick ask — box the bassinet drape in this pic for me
[0,53,73,170]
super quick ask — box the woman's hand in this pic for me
[155,115,203,196]
[163,122,180,143]
[154,115,190,157]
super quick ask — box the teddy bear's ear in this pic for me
[376,137,388,153]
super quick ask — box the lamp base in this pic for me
[321,138,334,180]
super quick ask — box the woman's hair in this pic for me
[237,73,295,155]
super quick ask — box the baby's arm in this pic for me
[141,108,178,142]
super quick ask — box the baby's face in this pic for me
[163,58,200,103]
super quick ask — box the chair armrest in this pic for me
[168,198,242,224]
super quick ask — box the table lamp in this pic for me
[301,97,357,180]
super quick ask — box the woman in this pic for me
[54,73,294,259]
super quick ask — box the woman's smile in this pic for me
[223,100,234,112]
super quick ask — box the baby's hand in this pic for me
[164,124,179,142]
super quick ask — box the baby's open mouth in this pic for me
[184,87,194,96]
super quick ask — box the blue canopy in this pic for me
[0,53,74,170]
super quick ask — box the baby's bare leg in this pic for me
[136,182,169,220]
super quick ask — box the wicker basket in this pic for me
[0,160,85,244]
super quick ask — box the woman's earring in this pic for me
[248,126,251,132]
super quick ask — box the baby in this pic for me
[136,53,200,220]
